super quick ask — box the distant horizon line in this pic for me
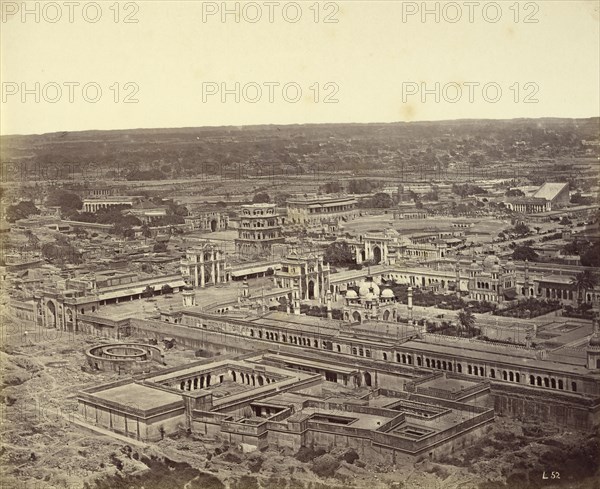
[2,115,599,138]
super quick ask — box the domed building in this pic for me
[381,288,395,303]
[342,274,399,323]
[466,254,517,303]
[358,278,380,299]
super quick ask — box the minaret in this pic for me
[326,291,333,319]
[587,315,600,370]
[455,262,461,298]
[407,286,413,320]
[293,290,300,315]
[317,256,323,303]
[261,287,267,314]
[523,259,530,297]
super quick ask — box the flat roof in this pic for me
[262,353,357,374]
[93,383,182,411]
[404,339,589,373]
[419,376,479,392]
[302,407,392,430]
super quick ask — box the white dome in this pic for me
[346,290,358,299]
[364,292,375,302]
[483,254,500,270]
[358,280,380,298]
[381,288,395,299]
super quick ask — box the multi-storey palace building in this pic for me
[286,194,358,230]
[235,204,284,258]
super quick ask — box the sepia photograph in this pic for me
[1,1,599,488]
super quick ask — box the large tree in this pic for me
[512,222,530,236]
[252,192,270,204]
[571,270,598,305]
[369,192,394,209]
[324,241,354,267]
[581,241,600,267]
[6,201,40,222]
[322,181,342,194]
[142,286,155,299]
[512,245,538,262]
[46,189,82,213]
[457,309,476,337]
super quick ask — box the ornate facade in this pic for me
[273,252,330,302]
[235,204,284,258]
[464,255,517,303]
[180,242,228,288]
[286,194,358,231]
[184,211,228,232]
[342,274,400,323]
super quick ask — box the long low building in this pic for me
[68,300,600,430]
[82,196,144,213]
[77,351,494,460]
[286,194,359,230]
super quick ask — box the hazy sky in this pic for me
[1,0,599,135]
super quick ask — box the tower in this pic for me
[182,286,196,307]
[523,259,530,297]
[407,286,413,320]
[455,262,461,298]
[235,203,284,258]
[587,316,600,370]
[293,290,301,315]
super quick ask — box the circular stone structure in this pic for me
[86,342,164,373]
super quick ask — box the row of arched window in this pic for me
[351,347,371,358]
[245,326,580,393]
[231,370,274,387]
[179,374,212,391]
[251,328,332,350]
[528,375,576,392]
[395,354,579,392]
[176,370,277,391]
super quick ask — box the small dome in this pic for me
[346,290,358,299]
[483,255,500,270]
[358,280,380,298]
[381,288,395,299]
[364,292,375,302]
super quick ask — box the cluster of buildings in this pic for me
[505,182,571,214]
[4,178,600,465]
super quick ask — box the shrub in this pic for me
[221,452,242,464]
[311,454,340,478]
[247,456,263,473]
[295,445,326,463]
[342,448,359,464]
